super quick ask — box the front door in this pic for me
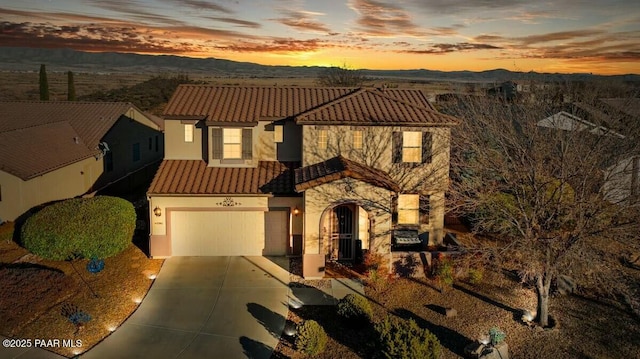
[334,205,355,260]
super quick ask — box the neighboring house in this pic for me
[0,101,164,222]
[147,86,458,278]
[538,99,639,205]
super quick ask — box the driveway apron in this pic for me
[80,256,290,359]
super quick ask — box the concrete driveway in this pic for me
[81,256,290,359]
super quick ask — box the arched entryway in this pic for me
[320,202,372,261]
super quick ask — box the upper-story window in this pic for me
[274,125,283,143]
[353,130,363,150]
[393,131,432,164]
[318,129,328,149]
[223,128,242,159]
[184,124,194,142]
[212,127,253,160]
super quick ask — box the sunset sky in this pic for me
[1,0,639,74]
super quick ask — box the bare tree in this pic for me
[445,80,640,327]
[316,64,366,87]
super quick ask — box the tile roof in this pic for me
[147,160,300,195]
[295,155,399,192]
[0,101,152,180]
[162,85,455,126]
[295,88,459,126]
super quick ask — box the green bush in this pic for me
[296,320,328,356]
[433,255,454,287]
[375,316,441,359]
[21,196,135,260]
[337,293,373,324]
[468,267,484,285]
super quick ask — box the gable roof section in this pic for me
[147,160,299,195]
[0,101,155,180]
[295,88,459,126]
[164,86,354,123]
[295,155,399,192]
[163,85,454,126]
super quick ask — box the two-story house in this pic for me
[0,101,164,222]
[147,86,458,278]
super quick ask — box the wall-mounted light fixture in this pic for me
[293,206,300,216]
[153,206,162,217]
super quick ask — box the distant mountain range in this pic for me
[1,47,638,83]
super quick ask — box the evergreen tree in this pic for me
[67,71,76,101]
[39,64,49,101]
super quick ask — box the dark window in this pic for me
[105,152,114,172]
[148,137,152,150]
[155,135,159,152]
[133,143,140,162]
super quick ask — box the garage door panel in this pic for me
[171,211,264,256]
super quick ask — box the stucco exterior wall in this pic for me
[301,124,450,245]
[0,156,102,221]
[255,120,302,162]
[303,178,393,255]
[98,116,164,189]
[164,120,204,160]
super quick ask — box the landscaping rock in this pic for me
[446,307,458,317]
[480,343,509,359]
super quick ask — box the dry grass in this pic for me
[0,221,163,357]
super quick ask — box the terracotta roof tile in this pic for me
[295,88,459,126]
[147,160,300,195]
[0,101,150,180]
[162,86,454,126]
[295,155,399,192]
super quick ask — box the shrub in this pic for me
[296,320,328,356]
[375,316,441,359]
[468,267,484,285]
[337,293,373,324]
[489,327,506,346]
[432,254,454,287]
[21,196,135,260]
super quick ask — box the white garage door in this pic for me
[264,210,288,255]
[171,211,264,256]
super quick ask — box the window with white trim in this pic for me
[184,124,194,142]
[318,129,328,149]
[398,194,419,224]
[223,128,242,159]
[402,131,422,163]
[353,130,363,149]
[274,125,283,143]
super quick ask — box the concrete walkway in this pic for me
[0,256,365,359]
